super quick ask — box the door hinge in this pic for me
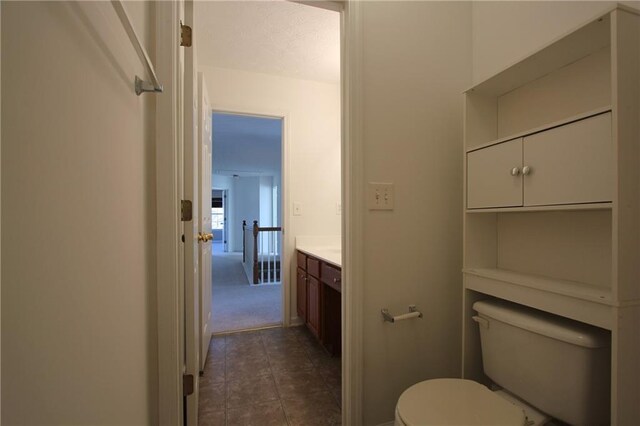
[180,23,192,47]
[183,374,194,396]
[181,200,193,222]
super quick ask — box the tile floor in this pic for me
[199,326,342,426]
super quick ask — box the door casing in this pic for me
[154,1,365,424]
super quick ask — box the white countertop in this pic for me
[296,236,342,268]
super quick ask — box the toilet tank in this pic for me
[473,299,610,426]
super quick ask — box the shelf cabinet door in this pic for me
[467,138,523,208]
[307,275,321,339]
[523,112,612,206]
[296,267,307,320]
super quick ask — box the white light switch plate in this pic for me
[368,182,394,210]
[293,202,302,216]
[336,202,342,215]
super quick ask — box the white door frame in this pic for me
[154,1,364,424]
[211,107,291,328]
[155,1,184,424]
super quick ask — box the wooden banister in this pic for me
[242,220,283,285]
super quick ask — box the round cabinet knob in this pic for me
[510,167,521,176]
[522,165,532,176]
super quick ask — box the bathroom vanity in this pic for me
[296,244,342,356]
[462,6,640,424]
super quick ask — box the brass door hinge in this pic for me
[183,374,194,396]
[180,23,192,47]
[181,200,193,222]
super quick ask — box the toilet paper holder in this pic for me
[381,305,423,323]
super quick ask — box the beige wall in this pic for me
[200,65,341,322]
[359,2,471,424]
[471,1,639,84]
[1,2,157,424]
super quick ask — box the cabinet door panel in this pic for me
[307,276,321,338]
[296,268,307,320]
[523,112,612,206]
[467,138,523,208]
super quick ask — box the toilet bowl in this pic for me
[393,379,526,426]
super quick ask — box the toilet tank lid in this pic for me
[473,300,609,348]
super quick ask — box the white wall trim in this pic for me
[211,104,292,328]
[342,1,363,424]
[155,1,183,424]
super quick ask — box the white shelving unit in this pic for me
[462,5,640,424]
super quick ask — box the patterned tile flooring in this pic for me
[199,326,342,426]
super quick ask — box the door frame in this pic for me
[210,106,291,328]
[154,1,364,424]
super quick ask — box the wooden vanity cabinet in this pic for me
[296,249,341,355]
[297,251,322,339]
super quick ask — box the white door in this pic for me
[467,138,523,209]
[183,0,200,423]
[198,72,213,372]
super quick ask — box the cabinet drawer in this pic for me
[467,138,523,208]
[523,112,612,206]
[297,251,307,271]
[321,262,341,291]
[307,257,320,278]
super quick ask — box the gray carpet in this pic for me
[211,252,282,333]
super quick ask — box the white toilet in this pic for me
[394,299,611,426]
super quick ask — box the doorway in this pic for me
[210,112,284,334]
[195,1,344,425]
[153,0,358,424]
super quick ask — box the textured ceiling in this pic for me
[195,1,340,83]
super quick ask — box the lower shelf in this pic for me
[463,268,614,329]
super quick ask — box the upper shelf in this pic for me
[466,202,612,214]
[465,11,611,97]
[465,106,611,153]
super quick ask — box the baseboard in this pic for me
[376,421,394,426]
[289,316,304,326]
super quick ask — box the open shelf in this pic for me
[465,107,612,153]
[464,268,612,304]
[465,13,611,96]
[464,268,614,330]
[466,202,612,214]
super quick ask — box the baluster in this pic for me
[253,221,259,284]
[269,231,273,283]
[270,231,274,283]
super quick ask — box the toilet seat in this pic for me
[396,379,526,426]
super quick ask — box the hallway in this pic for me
[199,326,342,426]
[212,251,282,333]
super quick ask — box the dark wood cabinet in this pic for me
[296,249,341,356]
[296,267,307,320]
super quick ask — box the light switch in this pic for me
[368,182,394,210]
[336,202,342,215]
[293,202,302,216]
